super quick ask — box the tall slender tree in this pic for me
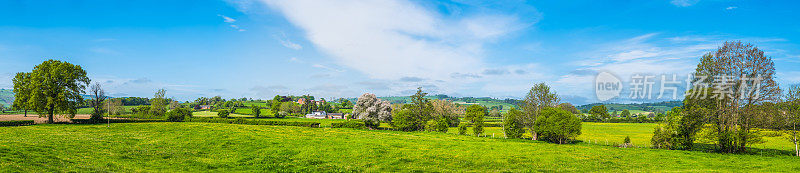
[89,83,107,121]
[11,72,32,117]
[520,82,560,140]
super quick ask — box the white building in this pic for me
[305,111,327,119]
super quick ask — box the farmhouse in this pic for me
[328,113,346,119]
[199,105,213,110]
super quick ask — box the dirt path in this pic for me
[0,114,93,124]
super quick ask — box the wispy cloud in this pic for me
[218,14,245,31]
[670,0,699,7]
[252,0,538,81]
[725,6,738,10]
[312,64,344,72]
[275,33,303,50]
[219,14,236,23]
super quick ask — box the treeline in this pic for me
[352,83,582,144]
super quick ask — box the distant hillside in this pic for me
[0,89,13,106]
[0,89,98,108]
[576,101,682,113]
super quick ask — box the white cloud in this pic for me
[670,0,699,7]
[726,6,738,10]
[255,0,534,81]
[218,14,245,31]
[312,64,344,72]
[279,38,302,50]
[218,14,236,23]
[288,57,302,63]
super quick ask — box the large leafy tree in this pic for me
[13,60,90,123]
[692,41,780,153]
[465,104,487,136]
[251,105,262,118]
[520,83,560,140]
[588,105,609,122]
[782,84,800,157]
[11,72,32,117]
[503,108,526,139]
[150,89,167,117]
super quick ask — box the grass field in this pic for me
[448,122,797,154]
[1,123,798,172]
[232,108,275,116]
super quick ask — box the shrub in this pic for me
[433,117,449,133]
[458,123,468,135]
[391,109,415,131]
[0,120,35,126]
[534,107,582,144]
[251,105,262,118]
[624,136,631,144]
[503,108,526,139]
[331,120,366,129]
[424,119,448,133]
[166,108,192,122]
[217,110,230,118]
[473,123,484,137]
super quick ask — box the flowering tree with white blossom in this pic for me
[353,93,392,129]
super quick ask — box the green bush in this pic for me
[458,123,468,135]
[187,118,320,127]
[503,108,525,139]
[0,120,35,126]
[331,120,366,129]
[166,108,192,122]
[624,136,631,144]
[473,123,484,137]
[251,105,262,118]
[217,110,230,118]
[425,117,449,133]
[425,120,437,132]
[391,109,415,131]
[534,107,582,144]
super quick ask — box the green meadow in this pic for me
[1,122,798,172]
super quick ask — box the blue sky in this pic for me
[1,0,799,105]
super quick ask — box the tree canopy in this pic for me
[13,60,90,123]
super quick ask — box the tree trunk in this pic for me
[47,105,55,124]
[24,110,27,117]
[795,139,798,157]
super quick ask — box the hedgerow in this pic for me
[69,119,165,124]
[0,120,35,126]
[188,118,320,127]
[331,120,367,129]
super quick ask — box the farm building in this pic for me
[328,113,346,119]
[305,111,327,119]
